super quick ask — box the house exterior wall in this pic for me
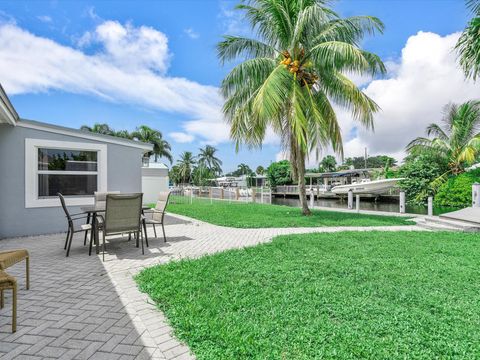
[0,124,144,238]
[141,167,169,204]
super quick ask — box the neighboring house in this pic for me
[0,85,153,238]
[141,162,169,204]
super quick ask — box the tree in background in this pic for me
[267,160,292,188]
[176,151,196,184]
[237,163,254,176]
[197,145,223,175]
[407,101,480,177]
[115,130,132,139]
[80,123,115,136]
[256,165,265,175]
[319,155,337,172]
[169,165,182,186]
[131,125,173,163]
[217,0,385,215]
[344,155,397,169]
[456,0,480,81]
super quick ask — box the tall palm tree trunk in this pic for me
[290,136,311,216]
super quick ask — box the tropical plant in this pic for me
[398,155,446,205]
[115,130,132,139]
[176,151,196,184]
[256,165,265,175]
[131,125,173,163]
[434,168,480,207]
[197,145,223,175]
[169,165,182,186]
[237,163,253,176]
[344,155,396,169]
[80,123,115,136]
[319,155,336,172]
[406,101,480,180]
[192,165,215,186]
[456,0,480,81]
[267,160,292,187]
[217,0,385,214]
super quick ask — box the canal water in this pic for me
[271,196,459,216]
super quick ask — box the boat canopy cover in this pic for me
[305,169,369,178]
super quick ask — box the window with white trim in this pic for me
[25,139,107,208]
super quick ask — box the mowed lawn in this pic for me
[166,197,414,227]
[136,231,480,359]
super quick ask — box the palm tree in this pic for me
[131,125,173,163]
[456,0,480,80]
[237,163,253,176]
[256,165,265,175]
[197,145,223,175]
[217,0,385,214]
[406,101,480,177]
[177,151,196,184]
[80,123,115,136]
[115,130,132,139]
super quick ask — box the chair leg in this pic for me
[26,257,30,290]
[153,224,157,238]
[0,289,3,308]
[64,228,70,250]
[84,213,90,246]
[162,223,167,243]
[102,232,106,262]
[139,230,144,255]
[12,284,17,333]
[66,229,74,257]
[143,221,149,248]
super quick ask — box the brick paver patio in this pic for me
[0,213,421,359]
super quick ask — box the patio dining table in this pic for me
[80,204,151,256]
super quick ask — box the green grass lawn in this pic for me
[136,231,480,359]
[165,197,414,228]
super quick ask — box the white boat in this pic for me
[331,178,404,196]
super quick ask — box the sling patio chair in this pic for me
[0,270,17,332]
[142,191,171,243]
[58,193,92,257]
[85,191,121,245]
[96,193,144,261]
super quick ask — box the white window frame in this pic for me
[25,138,108,208]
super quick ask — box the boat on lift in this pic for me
[331,178,404,196]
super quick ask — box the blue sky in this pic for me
[0,0,474,172]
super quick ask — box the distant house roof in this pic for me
[0,84,19,125]
[17,119,154,151]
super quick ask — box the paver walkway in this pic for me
[0,213,422,359]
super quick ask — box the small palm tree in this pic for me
[115,130,132,139]
[217,0,385,214]
[256,165,265,175]
[456,0,480,80]
[80,123,115,136]
[177,151,196,184]
[406,101,480,177]
[131,125,173,163]
[197,145,223,175]
[237,163,253,176]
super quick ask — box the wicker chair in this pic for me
[58,193,92,257]
[143,192,171,243]
[0,249,29,290]
[0,271,17,332]
[96,193,144,261]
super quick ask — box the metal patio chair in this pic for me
[96,193,144,261]
[58,193,92,257]
[142,191,171,243]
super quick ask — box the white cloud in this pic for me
[340,31,479,163]
[37,15,52,23]
[0,21,226,143]
[169,132,195,143]
[218,2,250,36]
[184,28,199,39]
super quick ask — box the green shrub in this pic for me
[398,155,445,205]
[434,169,480,207]
[266,160,292,188]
